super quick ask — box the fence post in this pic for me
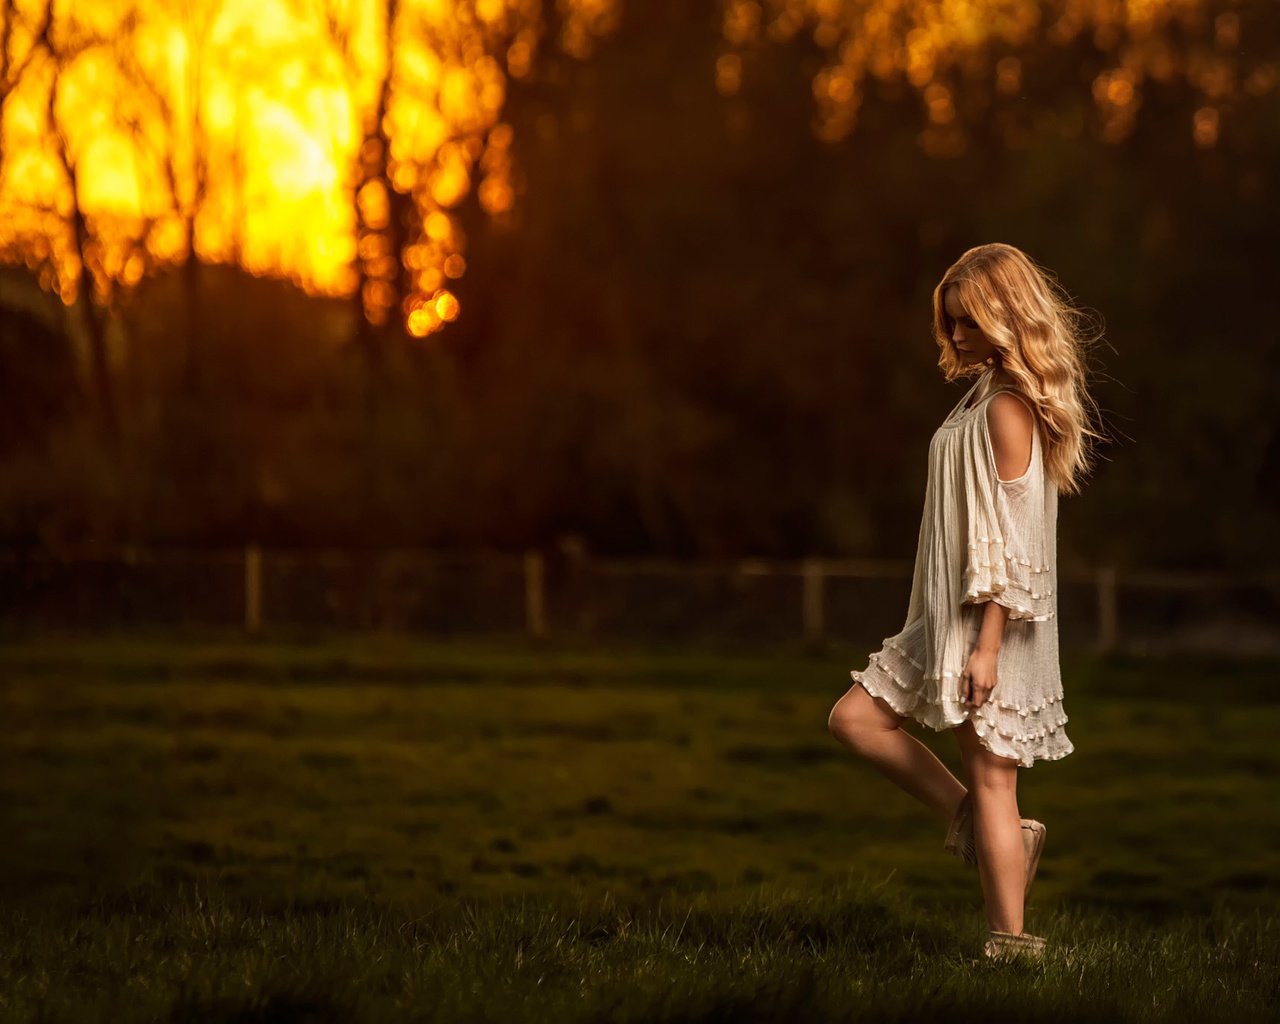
[803,557,825,648]
[245,544,263,636]
[525,549,547,639]
[1096,564,1117,654]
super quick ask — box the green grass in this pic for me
[0,630,1277,1022]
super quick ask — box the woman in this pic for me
[827,243,1104,962]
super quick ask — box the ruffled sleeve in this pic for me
[960,394,1056,622]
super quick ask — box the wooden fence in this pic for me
[3,544,1279,655]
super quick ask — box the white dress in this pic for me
[849,367,1074,767]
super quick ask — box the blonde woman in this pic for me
[827,243,1104,962]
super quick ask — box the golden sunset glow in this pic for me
[0,0,1269,333]
[0,0,618,333]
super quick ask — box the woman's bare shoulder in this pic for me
[986,392,1035,482]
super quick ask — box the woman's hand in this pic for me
[960,646,999,708]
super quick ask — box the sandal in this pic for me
[983,929,1047,962]
[944,791,978,864]
[1021,819,1046,900]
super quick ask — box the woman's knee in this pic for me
[827,696,856,744]
[828,683,901,750]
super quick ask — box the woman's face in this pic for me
[943,285,997,366]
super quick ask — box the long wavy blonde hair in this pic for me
[931,243,1108,496]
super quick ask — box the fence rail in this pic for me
[1,544,1279,655]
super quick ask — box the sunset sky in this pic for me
[0,0,554,332]
[0,0,1264,334]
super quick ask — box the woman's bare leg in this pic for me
[953,718,1026,934]
[828,682,968,826]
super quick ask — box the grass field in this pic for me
[0,630,1277,1022]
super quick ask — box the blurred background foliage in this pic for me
[1,0,1277,568]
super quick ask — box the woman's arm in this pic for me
[964,599,1011,709]
[962,393,1035,707]
[975,599,1011,656]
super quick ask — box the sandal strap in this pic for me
[988,930,1046,947]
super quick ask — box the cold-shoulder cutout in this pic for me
[985,392,1035,484]
[962,393,1054,622]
